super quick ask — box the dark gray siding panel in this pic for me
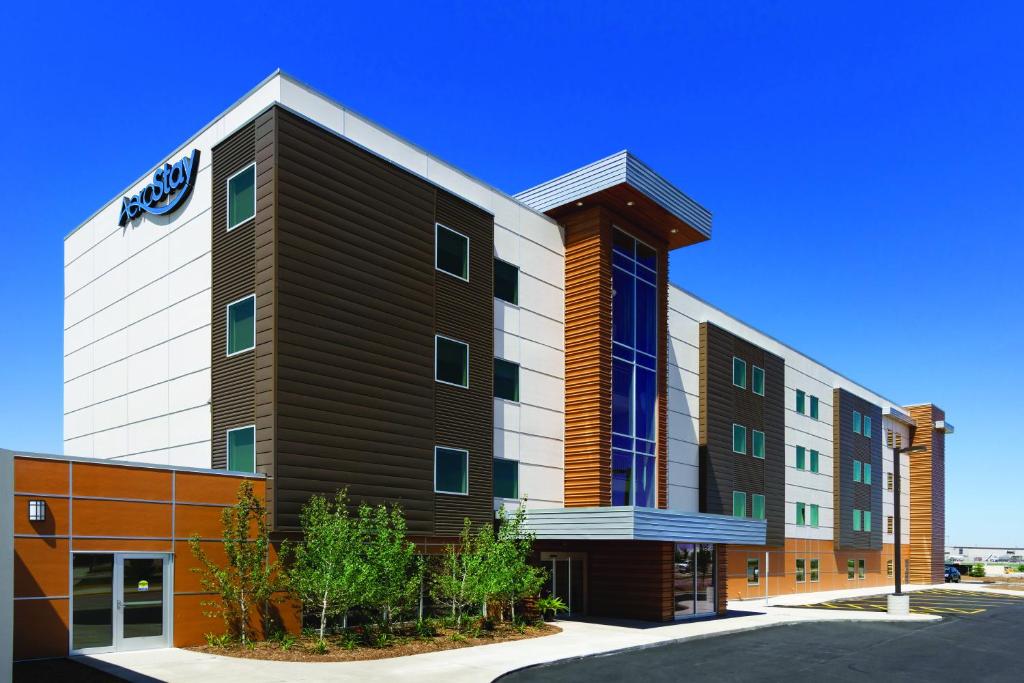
[433,191,495,535]
[272,108,437,532]
[211,122,258,470]
[833,388,883,550]
[699,322,785,546]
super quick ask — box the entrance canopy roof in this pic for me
[521,506,766,546]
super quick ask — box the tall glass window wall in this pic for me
[611,229,658,507]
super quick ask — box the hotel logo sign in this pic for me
[119,149,201,226]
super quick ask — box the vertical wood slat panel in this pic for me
[562,208,611,507]
[907,404,945,583]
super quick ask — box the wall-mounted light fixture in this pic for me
[28,500,46,522]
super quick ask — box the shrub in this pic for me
[204,632,232,648]
[536,596,568,621]
[189,481,290,645]
[970,563,987,578]
[312,638,329,655]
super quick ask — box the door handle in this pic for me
[117,600,124,610]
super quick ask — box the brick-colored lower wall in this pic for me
[724,539,912,601]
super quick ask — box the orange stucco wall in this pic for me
[11,455,297,660]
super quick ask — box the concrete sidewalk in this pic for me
[78,595,948,683]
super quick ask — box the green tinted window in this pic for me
[435,447,468,494]
[493,458,519,498]
[733,357,747,388]
[863,416,872,437]
[732,424,747,454]
[752,494,765,520]
[848,559,856,579]
[227,426,255,473]
[494,358,519,401]
[809,396,819,420]
[853,410,862,434]
[858,559,866,579]
[494,259,518,304]
[853,509,862,531]
[863,462,872,484]
[810,503,819,527]
[226,295,255,355]
[853,460,862,482]
[810,449,820,473]
[752,366,765,396]
[436,336,469,387]
[796,390,806,414]
[795,559,805,583]
[732,491,747,518]
[436,224,469,279]
[864,510,872,532]
[227,164,256,230]
[796,502,806,526]
[747,559,759,585]
[810,559,820,582]
[795,446,806,470]
[752,430,765,459]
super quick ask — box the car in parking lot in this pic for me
[945,565,962,583]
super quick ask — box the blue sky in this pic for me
[0,2,1019,544]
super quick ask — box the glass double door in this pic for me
[673,543,716,619]
[71,553,171,654]
[541,552,586,615]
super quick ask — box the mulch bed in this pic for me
[185,622,561,662]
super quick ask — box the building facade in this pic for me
[54,71,950,650]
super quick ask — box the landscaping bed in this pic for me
[185,620,561,662]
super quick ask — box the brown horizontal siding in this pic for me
[832,389,883,551]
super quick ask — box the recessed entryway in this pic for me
[70,553,172,655]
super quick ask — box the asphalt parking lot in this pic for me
[788,587,1024,615]
[501,590,1024,682]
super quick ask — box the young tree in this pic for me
[490,505,546,622]
[359,502,423,631]
[290,491,365,640]
[431,518,487,629]
[189,480,289,644]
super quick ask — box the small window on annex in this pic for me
[494,258,518,304]
[436,336,469,387]
[226,426,255,473]
[810,559,820,582]
[752,430,765,459]
[752,494,765,520]
[227,164,256,230]
[733,491,747,518]
[752,365,765,396]
[810,449,820,473]
[747,558,760,585]
[733,357,747,388]
[226,295,256,356]
[494,358,520,401]
[795,559,806,583]
[435,447,468,495]
[796,446,806,470]
[809,395,819,420]
[436,224,469,280]
[492,458,519,498]
[732,424,747,454]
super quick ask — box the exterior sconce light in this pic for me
[28,500,46,522]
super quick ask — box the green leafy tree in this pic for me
[359,502,423,631]
[431,518,487,630]
[970,562,986,578]
[290,491,366,640]
[490,505,546,622]
[189,480,289,644]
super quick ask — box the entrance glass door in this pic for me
[541,552,586,615]
[71,553,171,654]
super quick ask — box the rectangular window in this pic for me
[853,460,862,483]
[853,410,862,435]
[733,491,747,518]
[747,559,760,585]
[752,430,765,459]
[864,510,872,532]
[853,509,862,531]
[435,446,468,495]
[796,389,806,414]
[858,559,866,579]
[848,559,856,580]
[810,503,819,527]
[436,336,469,388]
[226,294,256,356]
[796,446,806,470]
[226,426,255,473]
[810,559,820,582]
[494,358,519,401]
[863,462,871,484]
[436,224,469,280]
[809,396,819,420]
[810,449,820,473]
[752,494,765,520]
[752,366,765,396]
[887,472,894,491]
[494,258,518,304]
[732,357,747,388]
[887,559,894,577]
[795,559,806,583]
[227,163,256,230]
[863,416,872,437]
[887,515,894,534]
[493,458,519,498]
[796,502,806,526]
[732,424,747,454]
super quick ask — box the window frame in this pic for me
[746,558,760,586]
[732,424,747,454]
[435,334,470,389]
[853,410,862,435]
[435,223,470,282]
[752,430,765,459]
[796,502,806,526]
[434,445,469,496]
[493,357,520,402]
[795,558,806,583]
[752,365,765,396]
[863,462,871,484]
[493,257,519,305]
[492,457,520,499]
[887,559,894,577]
[863,415,872,437]
[858,558,866,579]
[226,162,257,231]
[225,424,256,473]
[732,356,747,389]
[853,460,862,483]
[796,389,806,414]
[225,294,257,357]
[752,493,765,520]
[847,559,856,580]
[732,491,747,518]
[809,395,819,420]
[864,510,872,532]
[810,558,820,582]
[810,503,819,528]
[810,449,820,473]
[853,508,862,532]
[887,471,894,491]
[887,515,894,535]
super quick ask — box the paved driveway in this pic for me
[500,590,1024,682]
[787,587,1024,616]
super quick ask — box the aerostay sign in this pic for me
[118,149,201,226]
